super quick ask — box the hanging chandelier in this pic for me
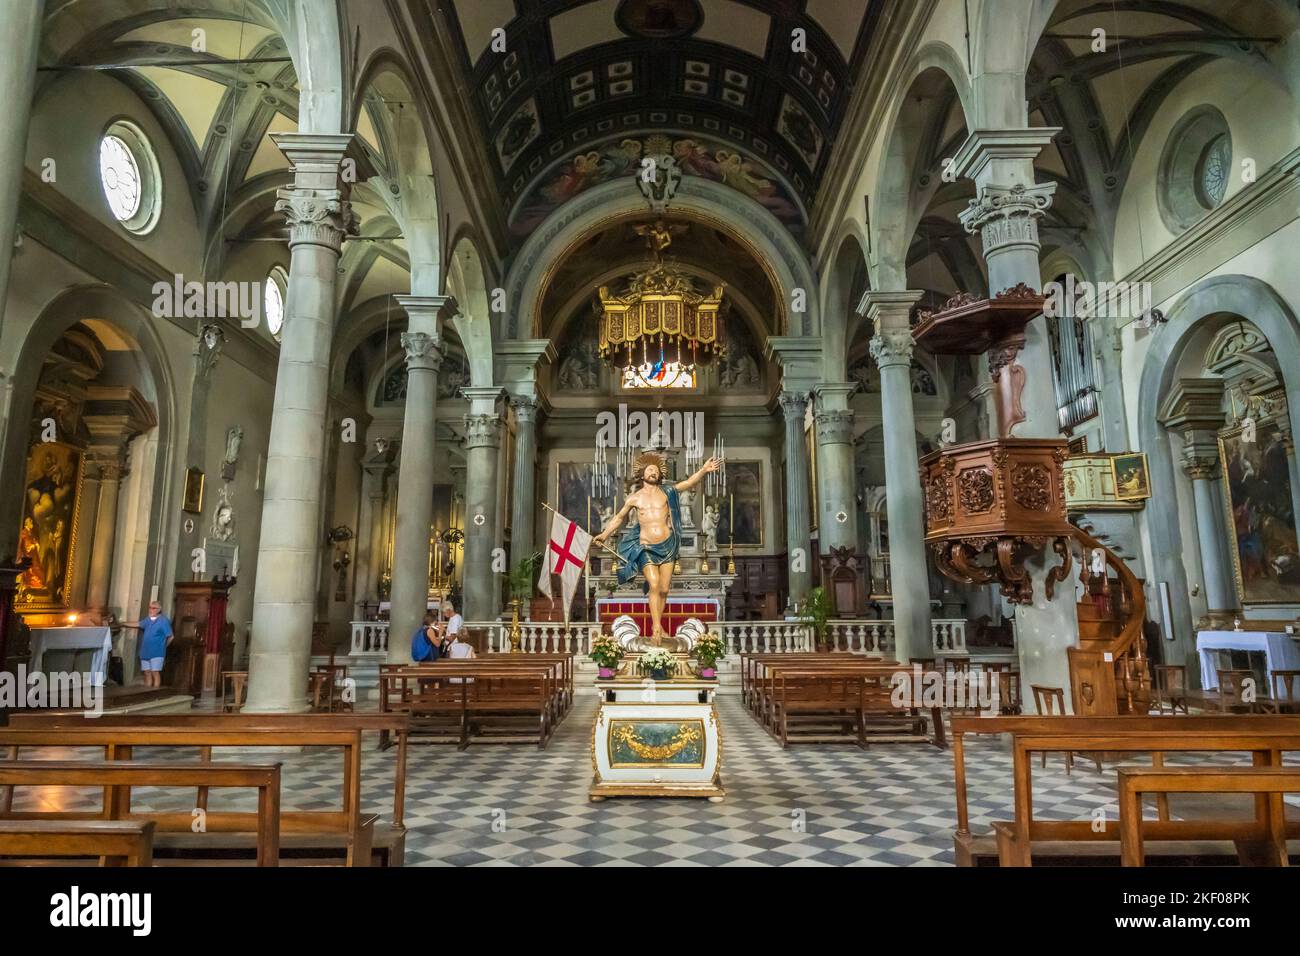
[597,219,725,381]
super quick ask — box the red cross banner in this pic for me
[538,510,592,623]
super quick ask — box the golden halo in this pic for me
[632,450,667,474]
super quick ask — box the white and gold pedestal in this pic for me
[590,699,724,801]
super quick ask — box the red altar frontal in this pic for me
[595,596,721,635]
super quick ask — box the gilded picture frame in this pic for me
[182,467,205,514]
[1109,452,1151,501]
[1218,421,1300,606]
[15,441,85,611]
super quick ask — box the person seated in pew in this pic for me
[444,627,475,683]
[411,612,441,663]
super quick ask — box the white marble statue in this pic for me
[211,484,236,542]
[701,504,719,553]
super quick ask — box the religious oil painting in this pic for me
[558,462,614,535]
[183,467,205,514]
[717,460,762,547]
[1110,453,1151,501]
[1219,421,1300,605]
[608,719,705,769]
[16,441,83,611]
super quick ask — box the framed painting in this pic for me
[557,462,613,535]
[15,441,84,611]
[1219,421,1300,605]
[717,460,762,548]
[1110,452,1151,501]
[182,467,205,514]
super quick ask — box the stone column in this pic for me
[509,396,540,567]
[1182,442,1236,614]
[386,296,454,663]
[0,0,43,334]
[864,291,932,664]
[461,388,506,621]
[812,383,859,553]
[779,392,812,603]
[244,133,356,714]
[955,129,1078,707]
[1275,415,1300,544]
[85,460,125,616]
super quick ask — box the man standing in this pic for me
[437,599,464,655]
[134,601,174,689]
[593,451,722,644]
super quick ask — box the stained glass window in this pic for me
[99,135,142,222]
[621,361,696,389]
[1196,134,1229,209]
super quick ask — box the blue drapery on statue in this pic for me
[615,482,682,585]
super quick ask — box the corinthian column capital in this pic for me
[777,391,808,423]
[958,182,1056,255]
[869,328,914,369]
[401,331,443,373]
[464,413,503,450]
[275,189,358,252]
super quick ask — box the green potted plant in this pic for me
[800,586,832,652]
[505,552,542,652]
[694,632,724,678]
[639,648,676,680]
[590,633,623,679]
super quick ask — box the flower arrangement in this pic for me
[694,633,724,676]
[638,648,677,679]
[590,633,623,673]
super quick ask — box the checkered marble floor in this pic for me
[8,693,1295,866]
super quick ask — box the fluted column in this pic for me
[0,0,43,335]
[812,383,858,553]
[955,129,1078,707]
[462,388,506,621]
[387,296,454,663]
[509,396,540,568]
[1182,442,1236,614]
[864,291,931,664]
[778,392,812,602]
[85,460,125,616]
[245,133,356,714]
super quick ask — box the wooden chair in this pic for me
[1215,669,1259,713]
[1267,670,1300,714]
[221,671,248,713]
[1151,664,1189,715]
[1030,685,1101,774]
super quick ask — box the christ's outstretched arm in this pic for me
[592,497,636,546]
[675,456,723,494]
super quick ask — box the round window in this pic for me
[265,266,288,339]
[1157,107,1231,233]
[99,121,162,234]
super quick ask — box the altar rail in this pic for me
[351,617,969,658]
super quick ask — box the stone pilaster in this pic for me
[863,290,931,664]
[85,459,125,617]
[245,133,356,714]
[1181,436,1236,613]
[387,295,454,663]
[0,0,43,337]
[812,383,858,554]
[509,396,540,568]
[778,392,812,603]
[461,388,506,621]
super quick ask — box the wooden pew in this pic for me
[7,712,411,833]
[380,659,566,749]
[0,726,377,866]
[1117,766,1300,866]
[0,760,280,866]
[949,715,1300,866]
[770,671,867,748]
[0,820,156,867]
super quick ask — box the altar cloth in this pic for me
[28,626,114,687]
[1196,630,1300,690]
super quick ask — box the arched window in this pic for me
[99,121,161,234]
[264,266,289,339]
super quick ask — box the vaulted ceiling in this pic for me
[432,0,883,236]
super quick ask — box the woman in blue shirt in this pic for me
[411,612,440,663]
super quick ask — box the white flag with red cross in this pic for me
[538,510,592,623]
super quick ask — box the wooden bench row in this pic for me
[950,714,1300,866]
[1,712,412,867]
[741,654,945,748]
[379,656,573,750]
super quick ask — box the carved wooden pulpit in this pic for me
[170,575,236,697]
